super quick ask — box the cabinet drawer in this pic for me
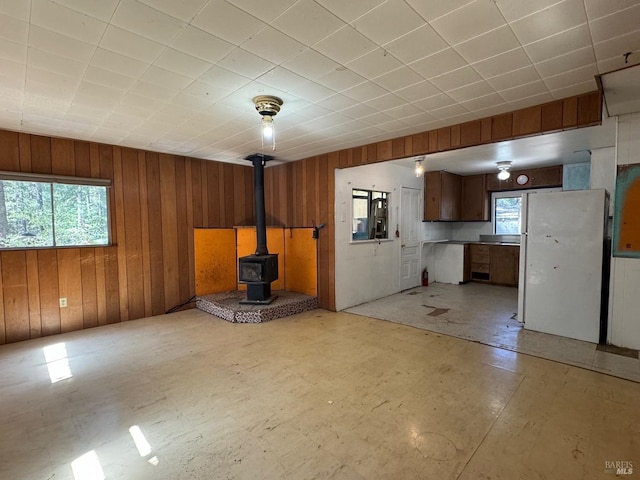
[471,262,490,273]
[471,253,490,264]
[470,244,490,255]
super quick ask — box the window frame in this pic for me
[351,188,391,243]
[0,171,112,251]
[491,187,561,235]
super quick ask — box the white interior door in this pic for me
[401,187,421,290]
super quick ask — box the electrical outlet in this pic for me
[59,297,67,308]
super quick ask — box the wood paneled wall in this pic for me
[264,91,603,311]
[0,130,254,345]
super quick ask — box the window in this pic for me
[0,173,110,249]
[352,189,388,241]
[492,188,561,235]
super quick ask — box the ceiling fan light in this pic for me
[262,115,273,139]
[496,160,512,180]
[497,169,511,180]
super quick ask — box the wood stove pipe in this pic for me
[246,153,273,256]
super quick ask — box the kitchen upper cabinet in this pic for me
[486,165,563,191]
[461,174,489,221]
[424,171,461,221]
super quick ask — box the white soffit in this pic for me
[601,62,640,117]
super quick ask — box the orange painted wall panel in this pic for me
[194,228,237,295]
[284,228,317,296]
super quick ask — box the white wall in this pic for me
[450,221,492,241]
[334,162,423,311]
[610,113,640,349]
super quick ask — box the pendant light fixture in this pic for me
[496,161,512,180]
[414,156,424,177]
[253,95,283,151]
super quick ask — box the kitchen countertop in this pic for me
[438,240,520,246]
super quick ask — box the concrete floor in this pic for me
[346,282,640,383]
[1,308,639,479]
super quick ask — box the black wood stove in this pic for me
[238,154,278,304]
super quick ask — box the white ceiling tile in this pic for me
[217,47,275,79]
[471,102,512,118]
[154,48,212,78]
[535,47,597,78]
[342,81,387,103]
[356,112,395,127]
[281,48,339,79]
[315,68,366,91]
[241,26,305,65]
[594,30,640,68]
[542,64,598,91]
[91,48,150,77]
[111,0,186,45]
[507,92,554,110]
[549,80,598,100]
[28,47,87,79]
[347,48,402,79]
[171,26,235,64]
[0,37,27,63]
[314,25,377,65]
[353,0,424,46]
[429,103,470,120]
[314,0,385,23]
[31,0,107,45]
[486,65,541,91]
[138,0,209,22]
[227,0,299,24]
[192,0,266,46]
[272,0,344,45]
[405,0,475,23]
[589,3,640,44]
[76,80,125,101]
[446,80,495,103]
[100,25,165,63]
[430,66,482,92]
[129,79,183,100]
[373,66,424,92]
[596,56,638,75]
[83,65,136,90]
[494,0,562,23]
[199,65,252,90]
[395,81,442,102]
[0,58,26,89]
[28,25,96,63]
[431,0,506,46]
[410,48,467,79]
[510,0,587,46]
[498,80,549,102]
[0,13,28,44]
[383,102,423,119]
[366,93,406,111]
[384,24,448,64]
[288,81,335,102]
[454,25,520,64]
[340,102,379,119]
[52,0,120,22]
[257,67,308,91]
[584,0,640,21]
[0,1,31,21]
[472,48,532,78]
[524,24,592,63]
[26,67,79,97]
[140,65,193,91]
[413,93,455,111]
[461,92,506,112]
[182,81,233,103]
[318,93,359,111]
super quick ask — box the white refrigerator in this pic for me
[517,189,609,343]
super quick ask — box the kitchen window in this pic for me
[492,188,562,235]
[352,189,389,241]
[0,172,111,249]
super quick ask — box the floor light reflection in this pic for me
[71,450,105,480]
[129,425,159,466]
[43,343,73,383]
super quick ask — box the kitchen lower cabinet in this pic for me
[489,245,519,286]
[469,243,519,287]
